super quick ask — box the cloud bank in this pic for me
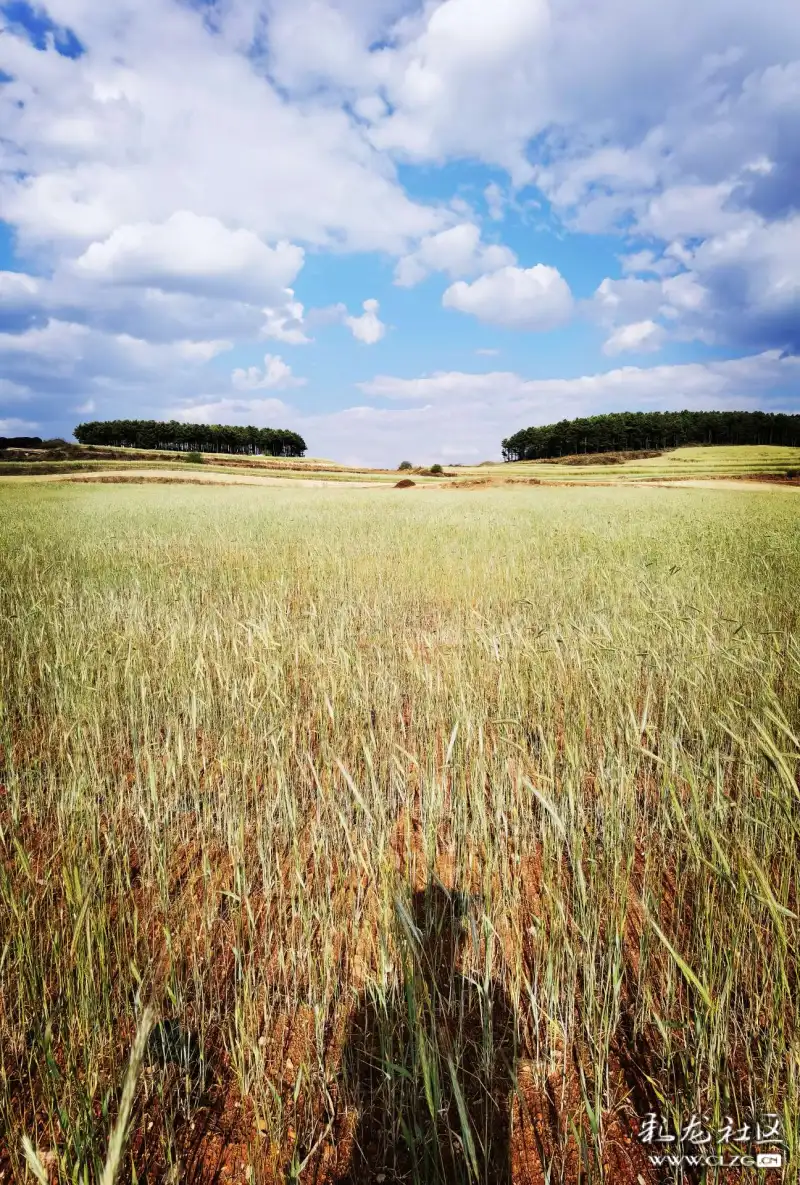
[0,0,797,457]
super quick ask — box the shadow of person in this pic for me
[338,880,517,1184]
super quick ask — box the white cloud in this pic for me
[171,397,293,425]
[594,210,800,351]
[369,0,550,178]
[361,370,527,401]
[639,183,743,241]
[0,4,440,255]
[1,0,799,448]
[74,212,305,304]
[312,350,800,464]
[0,318,232,419]
[394,223,515,287]
[0,319,90,362]
[0,271,39,301]
[620,250,679,277]
[484,183,506,222]
[344,298,386,344]
[0,417,39,434]
[360,351,799,407]
[260,293,311,344]
[690,214,800,310]
[660,272,709,315]
[603,320,666,355]
[592,276,664,324]
[0,265,306,349]
[443,265,573,330]
[231,353,306,390]
[536,146,659,216]
[0,378,31,399]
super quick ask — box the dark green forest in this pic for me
[74,420,307,457]
[502,410,800,460]
[0,437,47,449]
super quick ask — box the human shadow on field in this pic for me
[339,880,518,1184]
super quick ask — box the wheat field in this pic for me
[1,481,798,1183]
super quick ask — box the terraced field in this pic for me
[2,444,800,488]
[0,450,413,484]
[462,445,800,484]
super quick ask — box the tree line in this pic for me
[502,410,800,460]
[74,419,307,457]
[0,436,48,449]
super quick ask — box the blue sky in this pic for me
[0,0,799,465]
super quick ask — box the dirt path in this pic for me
[0,468,387,489]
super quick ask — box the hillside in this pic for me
[2,443,800,489]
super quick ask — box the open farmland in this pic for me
[466,445,800,484]
[1,482,798,1183]
[2,443,800,489]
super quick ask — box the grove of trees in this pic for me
[0,437,46,449]
[74,419,307,457]
[502,410,800,460]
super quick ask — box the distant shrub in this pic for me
[430,463,443,474]
[185,452,204,464]
[398,460,413,471]
[786,469,799,479]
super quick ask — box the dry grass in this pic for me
[470,445,800,484]
[0,481,798,1183]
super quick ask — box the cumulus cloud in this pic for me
[368,0,550,178]
[344,298,386,344]
[0,318,233,426]
[595,210,800,351]
[260,295,311,345]
[394,223,515,287]
[603,320,666,355]
[0,264,308,350]
[302,297,388,344]
[231,353,306,390]
[73,212,305,304]
[443,265,574,330]
[0,319,92,365]
[592,276,664,325]
[1,0,799,452]
[0,3,439,254]
[619,250,679,277]
[638,183,743,241]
